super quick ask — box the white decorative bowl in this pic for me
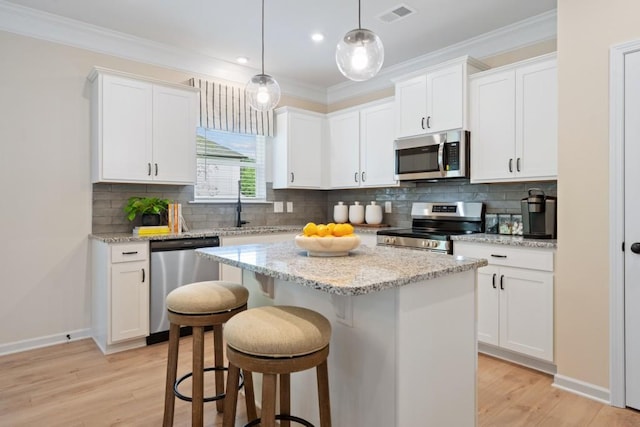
[294,234,361,257]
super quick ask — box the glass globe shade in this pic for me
[335,28,384,81]
[246,74,281,111]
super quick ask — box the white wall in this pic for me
[0,32,93,351]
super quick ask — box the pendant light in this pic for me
[335,0,384,81]
[246,0,280,111]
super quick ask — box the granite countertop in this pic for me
[196,241,488,296]
[89,225,381,243]
[451,233,557,249]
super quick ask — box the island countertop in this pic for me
[196,241,488,296]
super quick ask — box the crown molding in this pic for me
[0,1,555,106]
[0,0,328,103]
[326,9,557,104]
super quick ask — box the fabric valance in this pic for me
[189,78,274,137]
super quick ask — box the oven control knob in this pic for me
[384,237,395,245]
[431,241,439,248]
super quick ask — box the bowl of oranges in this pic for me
[294,222,360,257]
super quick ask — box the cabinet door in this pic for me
[515,59,558,180]
[110,260,149,343]
[288,113,324,188]
[499,266,554,361]
[426,64,464,133]
[395,75,427,138]
[328,111,360,188]
[360,102,396,187]
[152,85,197,184]
[470,70,516,182]
[477,265,500,346]
[101,75,153,181]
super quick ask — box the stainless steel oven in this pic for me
[377,202,484,254]
[394,130,469,181]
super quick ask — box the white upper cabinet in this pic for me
[272,107,325,189]
[394,57,487,139]
[470,54,558,183]
[89,68,197,184]
[328,100,396,189]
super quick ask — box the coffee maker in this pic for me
[521,188,557,239]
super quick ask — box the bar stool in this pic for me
[222,305,332,427]
[162,280,257,427]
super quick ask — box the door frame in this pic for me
[609,38,640,408]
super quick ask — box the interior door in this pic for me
[624,49,640,410]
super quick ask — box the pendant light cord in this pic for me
[358,0,362,29]
[261,0,265,75]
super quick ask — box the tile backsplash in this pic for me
[92,180,556,233]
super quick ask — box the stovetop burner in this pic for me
[377,202,485,253]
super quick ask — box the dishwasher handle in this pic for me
[150,236,220,252]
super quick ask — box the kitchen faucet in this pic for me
[236,180,248,227]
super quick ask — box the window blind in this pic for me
[189,78,274,137]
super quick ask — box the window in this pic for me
[195,127,266,201]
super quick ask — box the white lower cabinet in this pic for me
[454,241,554,363]
[92,240,150,354]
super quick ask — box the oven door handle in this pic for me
[437,142,445,176]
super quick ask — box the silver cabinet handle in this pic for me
[290,172,294,183]
[361,171,366,182]
[147,163,152,176]
[509,158,513,173]
[421,117,426,130]
[154,163,158,176]
[354,172,359,183]
[516,157,521,172]
[141,268,145,283]
[492,273,497,289]
[426,116,431,129]
[500,275,505,290]
[122,251,138,255]
[491,254,507,258]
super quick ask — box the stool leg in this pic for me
[243,370,258,421]
[317,360,332,427]
[261,373,278,427]
[213,323,224,413]
[192,326,205,427]
[222,363,240,427]
[280,373,291,427]
[163,322,180,427]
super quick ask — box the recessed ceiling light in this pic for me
[311,33,325,42]
[236,56,249,64]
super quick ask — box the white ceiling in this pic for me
[3,0,556,91]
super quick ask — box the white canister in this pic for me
[348,202,365,224]
[333,201,348,223]
[365,201,383,225]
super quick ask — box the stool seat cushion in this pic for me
[224,306,331,357]
[166,281,249,315]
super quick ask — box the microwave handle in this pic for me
[437,142,445,176]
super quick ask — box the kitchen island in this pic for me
[197,242,487,426]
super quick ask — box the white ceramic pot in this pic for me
[348,202,365,224]
[333,201,348,223]
[365,201,383,225]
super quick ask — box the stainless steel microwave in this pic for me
[394,130,469,181]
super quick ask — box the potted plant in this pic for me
[124,196,170,226]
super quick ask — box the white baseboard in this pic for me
[553,374,611,405]
[0,328,92,356]
[479,343,557,375]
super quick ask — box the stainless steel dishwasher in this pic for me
[147,236,220,345]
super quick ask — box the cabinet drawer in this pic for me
[454,242,554,272]
[111,243,149,263]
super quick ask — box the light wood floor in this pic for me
[1,336,639,426]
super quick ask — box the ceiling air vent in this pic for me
[377,4,416,24]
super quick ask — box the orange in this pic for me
[316,224,329,237]
[303,222,317,237]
